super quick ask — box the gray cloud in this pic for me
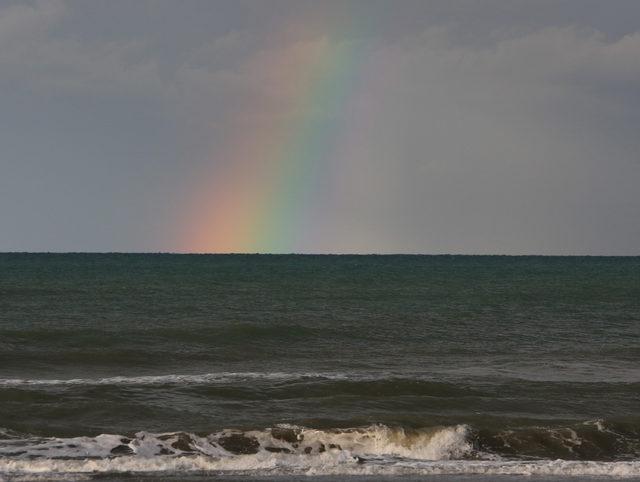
[325,26,640,254]
[1,0,638,253]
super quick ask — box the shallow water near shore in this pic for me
[1,254,639,480]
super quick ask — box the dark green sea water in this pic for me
[0,254,639,480]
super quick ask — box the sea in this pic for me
[0,253,638,481]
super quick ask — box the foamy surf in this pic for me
[1,425,639,480]
[1,453,640,480]
[0,425,471,461]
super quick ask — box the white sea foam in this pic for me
[4,364,637,387]
[0,425,471,461]
[0,372,355,387]
[1,455,639,479]
[1,425,639,479]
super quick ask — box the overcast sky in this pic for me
[1,0,639,254]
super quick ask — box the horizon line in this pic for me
[1,251,639,257]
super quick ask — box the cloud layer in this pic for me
[1,0,639,253]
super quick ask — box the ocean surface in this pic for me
[0,253,639,481]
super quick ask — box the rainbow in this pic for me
[181,16,367,253]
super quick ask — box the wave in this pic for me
[0,425,472,461]
[0,371,467,388]
[0,372,355,387]
[1,424,639,479]
[3,367,638,387]
[0,372,485,400]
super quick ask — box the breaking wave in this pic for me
[0,424,471,460]
[1,424,639,479]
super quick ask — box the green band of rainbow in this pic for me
[182,14,367,253]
